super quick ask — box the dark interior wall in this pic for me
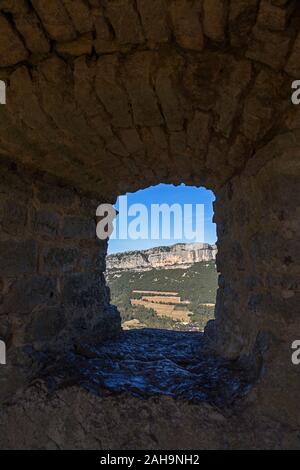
[214,133,299,359]
[207,131,300,427]
[0,133,299,448]
[0,160,120,399]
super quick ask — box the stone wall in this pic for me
[1,386,299,450]
[207,131,300,428]
[0,0,299,196]
[0,159,120,400]
[213,132,299,358]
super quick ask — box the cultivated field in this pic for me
[131,295,191,322]
[107,261,217,331]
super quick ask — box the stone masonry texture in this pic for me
[0,0,299,450]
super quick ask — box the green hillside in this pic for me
[107,261,218,331]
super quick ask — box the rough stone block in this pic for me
[0,276,58,316]
[183,55,224,111]
[93,14,118,53]
[78,250,106,273]
[0,0,28,15]
[0,240,37,276]
[137,0,169,43]
[30,208,60,237]
[61,0,93,34]
[203,0,228,42]
[285,32,300,77]
[79,195,103,215]
[0,163,33,200]
[30,0,76,41]
[227,134,253,170]
[14,10,50,55]
[0,200,27,236]
[123,52,163,127]
[205,136,229,176]
[0,13,28,66]
[170,131,187,155]
[105,135,129,158]
[246,26,291,70]
[105,0,144,45]
[242,70,281,141]
[155,58,185,131]
[230,241,244,264]
[257,0,294,31]
[229,0,260,47]
[96,56,132,128]
[62,216,95,240]
[35,181,77,208]
[42,246,79,273]
[215,59,252,137]
[56,34,93,56]
[271,0,290,5]
[62,273,102,308]
[30,307,66,343]
[170,0,204,50]
[187,111,211,157]
[119,128,144,154]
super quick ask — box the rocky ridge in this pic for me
[107,243,217,271]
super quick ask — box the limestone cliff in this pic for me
[107,243,217,271]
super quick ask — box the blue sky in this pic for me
[108,184,217,254]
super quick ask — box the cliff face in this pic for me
[107,243,217,271]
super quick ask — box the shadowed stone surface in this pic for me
[36,329,254,404]
[0,330,298,450]
[0,0,299,195]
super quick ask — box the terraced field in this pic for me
[107,261,218,331]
